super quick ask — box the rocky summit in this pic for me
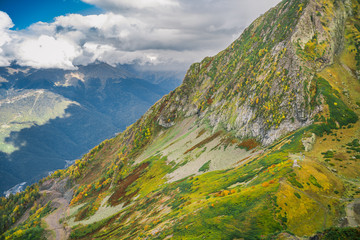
[1,0,360,239]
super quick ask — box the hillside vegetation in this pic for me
[1,0,360,239]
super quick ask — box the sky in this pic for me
[0,0,280,71]
[0,0,101,30]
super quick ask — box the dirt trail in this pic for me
[345,198,360,227]
[43,194,71,240]
[40,178,73,240]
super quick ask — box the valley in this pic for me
[0,63,183,195]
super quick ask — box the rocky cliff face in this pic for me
[152,0,353,145]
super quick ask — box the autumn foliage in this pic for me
[238,139,259,150]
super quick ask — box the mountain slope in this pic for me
[1,0,360,239]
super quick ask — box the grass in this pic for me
[309,175,323,188]
[70,216,113,239]
[309,76,358,137]
[322,150,335,158]
[199,161,211,172]
[159,183,282,240]
[126,155,172,198]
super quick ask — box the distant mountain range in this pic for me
[0,62,184,195]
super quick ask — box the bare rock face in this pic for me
[302,133,316,152]
[158,117,175,128]
[48,178,70,195]
[149,0,351,146]
[39,179,56,191]
[40,178,71,195]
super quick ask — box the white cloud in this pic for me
[81,42,116,63]
[0,11,13,30]
[0,0,281,70]
[15,35,81,69]
[0,12,14,66]
[82,0,179,11]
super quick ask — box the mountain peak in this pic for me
[151,0,356,146]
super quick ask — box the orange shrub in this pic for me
[221,190,230,196]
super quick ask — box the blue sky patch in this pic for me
[0,0,100,29]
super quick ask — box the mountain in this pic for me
[0,63,183,195]
[1,0,360,239]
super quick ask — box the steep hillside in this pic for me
[1,0,360,239]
